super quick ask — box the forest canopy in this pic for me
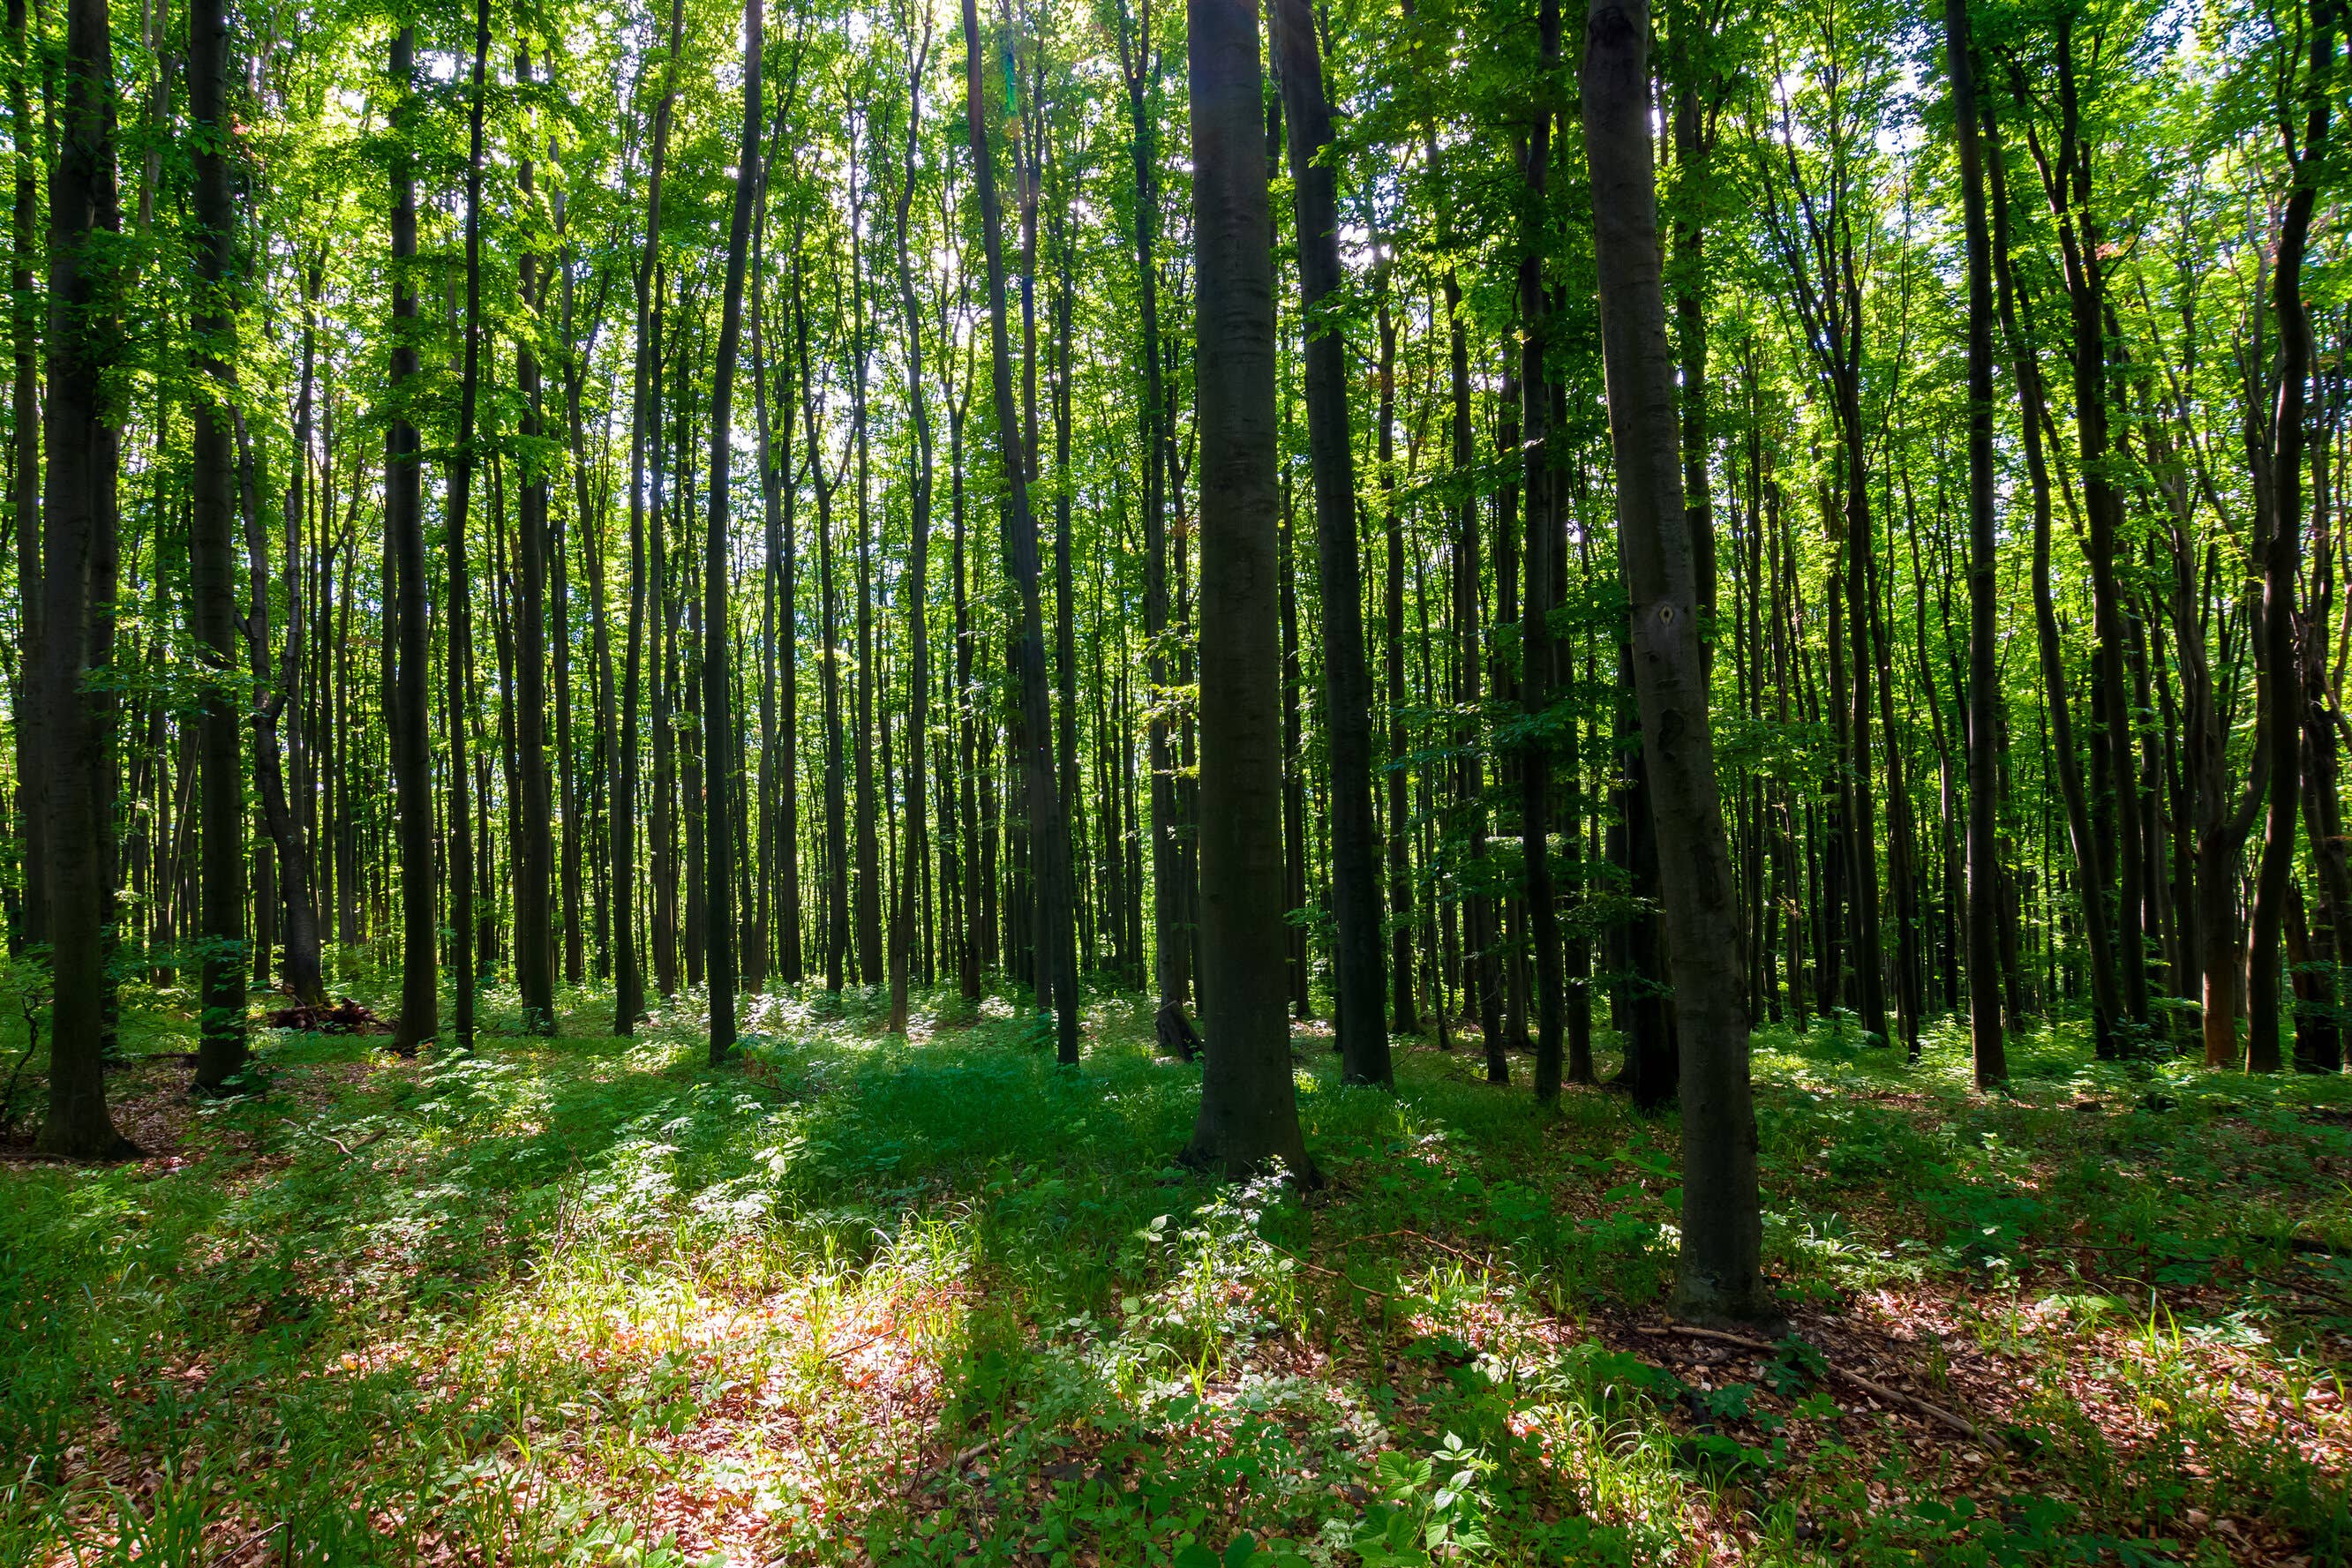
[2,0,2351,1558]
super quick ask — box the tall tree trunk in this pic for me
[1182,0,1311,1176]
[2250,0,2335,1071]
[515,43,556,1034]
[1270,0,1386,1086]
[751,150,802,988]
[238,274,329,1013]
[951,345,983,1002]
[1987,101,2119,1054]
[887,12,933,1037]
[8,0,39,953]
[38,0,132,1155]
[1378,281,1416,1039]
[1584,0,1767,1323]
[701,0,760,1064]
[1116,0,1187,1014]
[616,0,684,1033]
[1948,0,2004,1085]
[190,0,248,1090]
[441,0,490,1053]
[387,24,437,1055]
[962,0,1078,1062]
[2033,31,2148,1039]
[1518,0,1564,1102]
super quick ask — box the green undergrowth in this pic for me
[1,979,2348,1565]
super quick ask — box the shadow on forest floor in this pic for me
[4,975,2350,1566]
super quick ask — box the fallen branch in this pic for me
[1346,1227,1492,1269]
[283,1120,393,1160]
[1634,1323,1987,1442]
[906,1416,1035,1497]
[2251,1272,2352,1312]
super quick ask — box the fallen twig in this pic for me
[1347,1227,1492,1268]
[2251,1272,2352,1312]
[906,1416,1035,1497]
[1634,1323,1987,1442]
[282,1119,392,1160]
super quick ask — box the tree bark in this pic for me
[1182,0,1311,1177]
[38,0,132,1156]
[8,0,39,954]
[701,0,760,1063]
[190,0,248,1090]
[1583,0,1768,1323]
[615,0,685,1033]
[1947,0,2004,1085]
[515,43,556,1034]
[1269,0,1386,1086]
[887,13,934,1037]
[1116,0,1188,1014]
[387,24,437,1056]
[442,0,491,1052]
[1519,0,1564,1102]
[2249,0,2335,1072]
[963,0,1078,1063]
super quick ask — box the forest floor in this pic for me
[3,979,2350,1567]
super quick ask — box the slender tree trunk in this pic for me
[615,0,684,1033]
[189,0,248,1090]
[440,0,490,1052]
[1377,282,1416,1039]
[1518,0,1564,1102]
[2250,0,2335,1071]
[963,0,1078,1062]
[1270,0,1386,1085]
[514,44,556,1034]
[1584,0,1767,1323]
[887,13,934,1037]
[700,0,760,1064]
[387,24,437,1055]
[1947,0,2004,1084]
[1116,1,1187,1014]
[1987,102,2119,1054]
[751,149,803,988]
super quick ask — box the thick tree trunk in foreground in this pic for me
[1583,0,1767,1323]
[1270,0,1386,1087]
[1183,0,1311,1178]
[701,0,762,1064]
[39,0,132,1156]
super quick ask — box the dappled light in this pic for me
[5,988,2349,1563]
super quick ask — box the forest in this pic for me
[1,0,2350,1556]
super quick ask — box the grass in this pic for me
[3,973,2350,1566]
